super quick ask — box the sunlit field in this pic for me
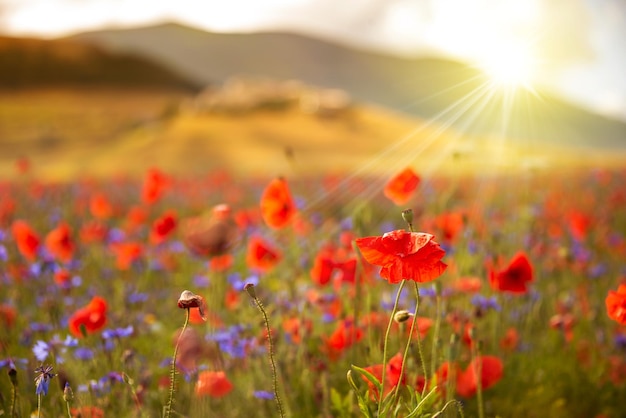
[1,158,626,417]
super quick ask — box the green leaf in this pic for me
[350,365,383,393]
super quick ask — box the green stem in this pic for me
[37,394,41,418]
[430,285,442,379]
[473,340,484,418]
[377,279,406,416]
[165,308,190,418]
[251,294,285,418]
[412,283,428,397]
[66,401,72,418]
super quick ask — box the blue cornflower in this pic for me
[0,244,7,261]
[33,341,51,362]
[229,273,259,291]
[253,390,275,400]
[102,325,134,339]
[74,347,94,360]
[193,274,210,288]
[100,371,125,385]
[471,295,501,312]
[0,357,27,370]
[615,334,626,350]
[34,365,56,396]
[77,379,106,395]
[33,335,78,362]
[30,323,54,333]
[128,292,148,303]
[107,228,126,244]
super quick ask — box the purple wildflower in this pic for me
[34,365,56,396]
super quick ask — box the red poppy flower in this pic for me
[326,319,363,360]
[489,252,533,294]
[282,317,313,344]
[435,211,464,242]
[124,205,148,233]
[110,242,143,270]
[195,371,233,398]
[310,246,335,285]
[80,221,108,244]
[70,406,105,418]
[404,316,433,339]
[260,177,296,229]
[384,167,420,205]
[89,193,113,220]
[210,254,234,271]
[0,304,17,328]
[355,230,447,284]
[456,356,503,398]
[68,296,108,337]
[567,210,591,241]
[605,284,626,325]
[142,168,168,204]
[45,222,75,263]
[54,269,72,288]
[500,327,519,351]
[150,210,177,245]
[0,195,15,226]
[246,236,281,272]
[451,277,482,293]
[11,220,40,261]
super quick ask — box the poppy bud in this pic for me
[244,283,257,299]
[63,382,74,403]
[402,209,414,227]
[8,367,17,387]
[394,310,414,323]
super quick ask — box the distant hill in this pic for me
[69,22,626,149]
[0,35,199,90]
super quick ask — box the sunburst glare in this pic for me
[477,39,539,92]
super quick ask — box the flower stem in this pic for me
[412,283,428,396]
[164,307,190,418]
[474,340,485,418]
[37,394,41,418]
[378,279,406,416]
[248,288,285,418]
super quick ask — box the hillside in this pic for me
[70,22,626,149]
[0,35,199,90]
[1,85,622,182]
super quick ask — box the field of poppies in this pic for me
[1,164,625,418]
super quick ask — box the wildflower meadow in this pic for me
[1,164,625,418]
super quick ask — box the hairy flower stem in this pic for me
[164,307,190,418]
[37,394,41,418]
[9,374,17,418]
[378,279,406,416]
[247,287,285,418]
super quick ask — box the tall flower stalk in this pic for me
[245,283,286,418]
[165,290,207,418]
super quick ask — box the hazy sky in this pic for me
[2,0,625,121]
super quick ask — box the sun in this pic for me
[477,40,538,91]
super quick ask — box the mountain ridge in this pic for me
[67,22,626,149]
